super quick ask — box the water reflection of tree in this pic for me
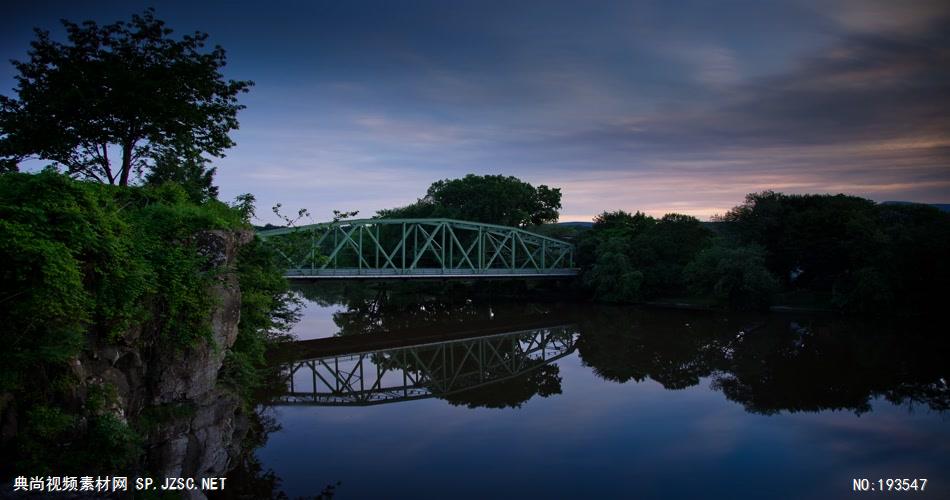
[577,308,949,414]
[575,307,732,389]
[714,320,950,414]
[294,283,949,414]
[443,364,563,409]
[369,330,571,409]
[295,281,555,337]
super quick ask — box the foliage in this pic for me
[579,193,949,314]
[16,401,142,475]
[716,191,881,291]
[0,171,291,474]
[332,209,360,222]
[638,214,715,296]
[684,241,779,310]
[524,222,589,242]
[272,203,311,227]
[582,237,644,302]
[0,8,252,185]
[1,171,136,392]
[716,191,950,314]
[578,210,713,302]
[576,211,645,272]
[377,174,562,227]
[832,203,950,313]
[144,148,219,203]
[221,236,301,400]
[232,193,257,222]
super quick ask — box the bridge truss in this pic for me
[257,218,576,278]
[273,326,578,406]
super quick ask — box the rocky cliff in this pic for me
[67,229,253,496]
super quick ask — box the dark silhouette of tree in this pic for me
[577,210,714,302]
[144,148,218,203]
[575,307,725,388]
[715,191,950,313]
[716,191,880,290]
[574,306,949,414]
[0,9,252,185]
[443,364,563,409]
[684,241,779,310]
[377,174,562,227]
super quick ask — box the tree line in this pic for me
[578,192,950,314]
[354,171,948,316]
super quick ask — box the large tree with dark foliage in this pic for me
[377,174,562,227]
[716,191,950,313]
[578,210,715,302]
[0,9,252,185]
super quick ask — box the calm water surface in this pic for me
[250,285,949,499]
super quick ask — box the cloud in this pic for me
[664,43,742,89]
[593,25,950,151]
[28,0,934,225]
[826,0,950,35]
[529,16,950,218]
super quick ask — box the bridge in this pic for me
[257,218,578,279]
[271,325,578,406]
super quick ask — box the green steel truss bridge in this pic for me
[272,325,578,406]
[257,218,578,279]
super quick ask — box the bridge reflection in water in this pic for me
[274,326,578,406]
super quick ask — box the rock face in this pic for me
[73,229,254,498]
[148,230,249,404]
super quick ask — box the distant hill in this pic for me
[882,201,950,212]
[556,221,594,228]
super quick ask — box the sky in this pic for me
[2,0,949,223]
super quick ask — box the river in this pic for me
[237,283,950,499]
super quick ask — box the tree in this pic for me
[0,9,252,185]
[377,174,562,227]
[716,191,880,289]
[591,210,654,235]
[582,236,644,302]
[684,241,779,310]
[577,211,712,300]
[144,148,218,203]
[628,214,712,297]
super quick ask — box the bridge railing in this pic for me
[258,218,576,277]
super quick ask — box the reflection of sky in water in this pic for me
[257,349,950,499]
[287,300,345,340]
